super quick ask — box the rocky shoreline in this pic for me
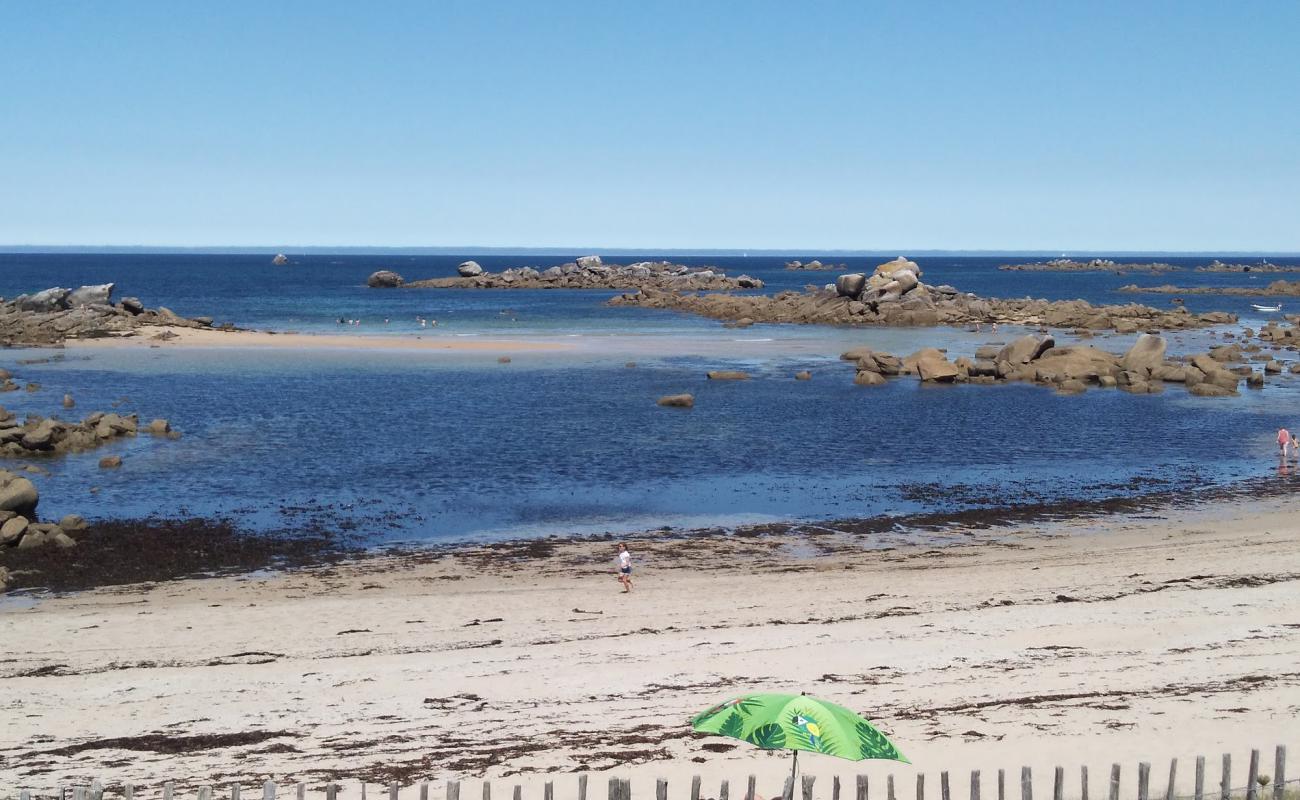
[838,332,1283,397]
[370,256,763,292]
[1118,280,1300,297]
[611,257,1234,333]
[999,258,1178,273]
[0,283,228,346]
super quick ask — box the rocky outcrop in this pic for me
[0,285,222,345]
[1195,260,1300,273]
[785,260,846,271]
[366,270,405,288]
[457,261,484,277]
[271,254,289,265]
[1118,280,1300,297]
[706,370,749,380]
[0,471,85,577]
[1000,258,1178,273]
[0,405,176,457]
[838,334,1271,398]
[403,260,763,292]
[610,257,1233,333]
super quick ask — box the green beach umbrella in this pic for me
[692,693,907,789]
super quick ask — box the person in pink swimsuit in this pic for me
[1278,428,1291,459]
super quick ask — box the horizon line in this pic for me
[3,244,1300,258]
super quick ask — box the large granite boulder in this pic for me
[0,472,38,518]
[67,283,115,307]
[367,270,405,288]
[16,288,71,312]
[457,261,484,277]
[835,274,867,299]
[913,350,960,382]
[997,334,1055,365]
[1120,334,1167,375]
[576,255,603,270]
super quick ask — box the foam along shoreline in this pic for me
[67,326,576,352]
[2,492,1298,789]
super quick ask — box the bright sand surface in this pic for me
[2,497,1298,797]
[70,327,576,352]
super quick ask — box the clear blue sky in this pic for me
[2,1,1297,251]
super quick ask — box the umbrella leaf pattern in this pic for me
[691,693,907,764]
[856,721,902,761]
[747,723,787,750]
[718,712,745,739]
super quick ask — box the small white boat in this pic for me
[1251,303,1282,312]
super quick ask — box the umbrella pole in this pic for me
[787,750,800,799]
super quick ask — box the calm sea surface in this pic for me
[1,253,1298,543]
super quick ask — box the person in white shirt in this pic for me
[616,543,633,593]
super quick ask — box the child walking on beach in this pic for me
[1279,427,1291,459]
[616,543,633,593]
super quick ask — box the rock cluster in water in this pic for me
[999,258,1178,273]
[841,333,1269,397]
[394,255,763,291]
[611,257,1234,333]
[785,260,846,271]
[0,404,176,457]
[1118,280,1300,297]
[0,284,221,345]
[1195,260,1300,273]
[0,468,87,590]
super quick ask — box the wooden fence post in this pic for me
[297,784,307,800]
[580,776,588,800]
[784,778,795,800]
[21,791,32,800]
[1165,760,1178,800]
[1081,767,1088,800]
[1247,750,1260,800]
[165,785,177,800]
[1020,768,1032,800]
[917,774,925,800]
[267,782,278,800]
[513,787,521,800]
[1054,768,1063,800]
[125,786,135,800]
[545,782,554,800]
[971,772,980,800]
[694,776,703,800]
[832,776,840,800]
[1139,763,1150,800]
[1109,765,1121,800]
[481,784,490,800]
[610,780,620,800]
[1195,758,1205,800]
[234,785,242,800]
[1274,746,1287,800]
[857,776,868,800]
[997,771,1004,800]
[657,780,668,800]
[723,779,731,800]
[751,777,760,800]
[1222,754,1232,800]
[803,776,816,800]
[888,775,896,800]
[200,787,214,800]
[92,781,105,800]
[623,780,632,800]
[942,772,950,800]
[449,781,462,800]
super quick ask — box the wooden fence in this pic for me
[14,745,1296,800]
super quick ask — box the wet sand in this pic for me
[2,496,1298,795]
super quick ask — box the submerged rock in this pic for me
[656,394,694,408]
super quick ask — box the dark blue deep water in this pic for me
[2,253,1299,543]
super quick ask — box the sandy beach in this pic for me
[3,496,1297,796]
[69,327,577,352]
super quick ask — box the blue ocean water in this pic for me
[1,253,1298,543]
